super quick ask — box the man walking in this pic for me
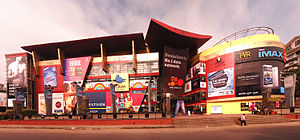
[241,114,247,126]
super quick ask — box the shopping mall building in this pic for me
[4,19,286,115]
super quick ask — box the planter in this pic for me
[28,115,32,119]
[68,115,72,119]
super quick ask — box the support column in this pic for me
[132,40,137,72]
[100,43,108,72]
[57,48,65,75]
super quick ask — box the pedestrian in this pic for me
[241,114,247,126]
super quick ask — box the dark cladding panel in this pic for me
[161,46,188,97]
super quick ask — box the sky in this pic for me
[0,0,299,83]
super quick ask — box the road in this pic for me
[1,122,300,140]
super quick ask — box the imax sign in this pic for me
[258,50,283,58]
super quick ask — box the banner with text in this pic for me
[161,46,188,97]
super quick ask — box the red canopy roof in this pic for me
[145,18,212,57]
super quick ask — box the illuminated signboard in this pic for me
[111,73,129,92]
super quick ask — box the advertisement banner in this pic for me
[52,93,64,114]
[208,68,234,97]
[43,67,57,87]
[85,92,106,113]
[184,81,192,93]
[6,54,28,98]
[16,92,25,102]
[235,47,284,64]
[211,106,222,114]
[0,92,7,107]
[63,56,91,113]
[186,62,206,81]
[192,78,200,90]
[200,76,206,88]
[114,92,144,113]
[161,46,188,97]
[38,94,46,115]
[63,56,92,83]
[235,60,284,97]
[111,73,129,92]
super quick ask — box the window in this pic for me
[287,53,294,58]
[286,45,292,52]
[295,39,300,47]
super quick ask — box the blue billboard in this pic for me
[43,67,57,87]
[85,92,106,113]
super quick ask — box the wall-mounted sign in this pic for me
[184,81,192,93]
[161,46,188,97]
[208,67,234,97]
[43,67,57,87]
[111,73,129,92]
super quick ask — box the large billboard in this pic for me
[235,47,284,97]
[208,68,234,98]
[206,53,235,99]
[161,46,188,97]
[186,62,206,81]
[6,54,28,98]
[85,92,106,113]
[63,56,91,113]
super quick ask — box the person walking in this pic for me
[241,114,247,126]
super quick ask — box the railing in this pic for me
[1,112,169,121]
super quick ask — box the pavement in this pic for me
[0,114,299,130]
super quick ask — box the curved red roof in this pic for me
[145,18,212,56]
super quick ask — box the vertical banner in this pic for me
[43,67,57,87]
[38,94,46,115]
[161,46,188,97]
[0,93,7,107]
[16,92,25,102]
[52,93,64,114]
[63,56,91,113]
[44,89,52,115]
[6,54,28,98]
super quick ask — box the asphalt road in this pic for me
[1,122,300,140]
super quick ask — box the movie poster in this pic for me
[208,68,234,97]
[63,56,91,113]
[43,67,57,87]
[6,54,28,98]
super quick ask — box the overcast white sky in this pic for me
[1,0,299,83]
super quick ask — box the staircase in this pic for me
[174,114,292,128]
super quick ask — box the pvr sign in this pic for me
[111,73,129,92]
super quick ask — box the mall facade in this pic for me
[5,19,286,115]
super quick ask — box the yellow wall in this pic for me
[200,34,284,61]
[207,100,261,114]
